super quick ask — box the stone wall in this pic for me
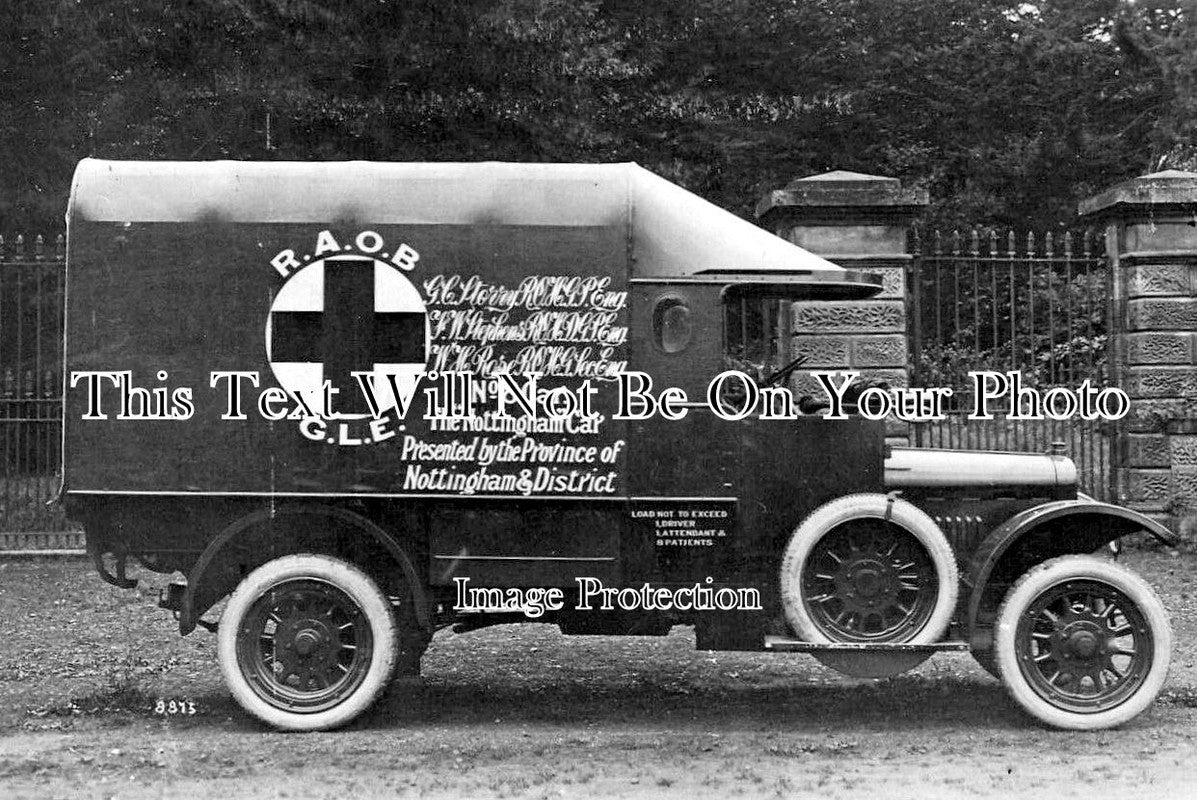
[1081,170,1197,538]
[756,171,926,443]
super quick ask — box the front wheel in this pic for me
[994,555,1171,730]
[217,554,398,731]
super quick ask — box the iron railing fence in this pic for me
[906,228,1113,500]
[0,234,72,539]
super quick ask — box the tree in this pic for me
[0,0,1192,233]
[1113,0,1197,169]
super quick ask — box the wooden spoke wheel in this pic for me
[218,554,397,731]
[995,555,1170,730]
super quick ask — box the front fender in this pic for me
[966,500,1176,633]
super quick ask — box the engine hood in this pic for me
[884,448,1077,489]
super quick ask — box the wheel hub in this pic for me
[280,616,341,671]
[1061,623,1102,661]
[294,628,322,657]
[840,560,897,607]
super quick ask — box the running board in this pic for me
[764,636,970,653]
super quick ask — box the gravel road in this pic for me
[2,550,1196,798]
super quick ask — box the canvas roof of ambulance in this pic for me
[69,159,882,299]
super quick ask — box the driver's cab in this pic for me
[627,271,884,498]
[624,269,889,593]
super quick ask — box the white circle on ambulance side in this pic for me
[266,255,429,419]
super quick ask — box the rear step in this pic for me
[764,636,970,653]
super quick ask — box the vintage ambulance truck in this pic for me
[63,159,1176,732]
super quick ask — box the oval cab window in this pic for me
[653,297,692,353]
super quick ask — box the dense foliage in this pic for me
[1,0,1194,232]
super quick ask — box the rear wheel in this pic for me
[994,555,1170,730]
[218,554,397,731]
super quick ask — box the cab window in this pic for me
[723,291,791,380]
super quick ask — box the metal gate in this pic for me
[907,229,1114,500]
[0,234,73,537]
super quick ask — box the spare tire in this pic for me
[780,494,959,647]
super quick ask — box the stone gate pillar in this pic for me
[1080,170,1197,537]
[755,170,927,443]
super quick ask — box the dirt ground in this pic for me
[2,550,1197,799]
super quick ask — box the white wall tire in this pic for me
[994,555,1171,730]
[780,494,958,646]
[217,554,398,731]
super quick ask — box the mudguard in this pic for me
[180,504,430,636]
[965,499,1176,632]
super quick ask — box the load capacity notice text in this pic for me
[631,505,732,548]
